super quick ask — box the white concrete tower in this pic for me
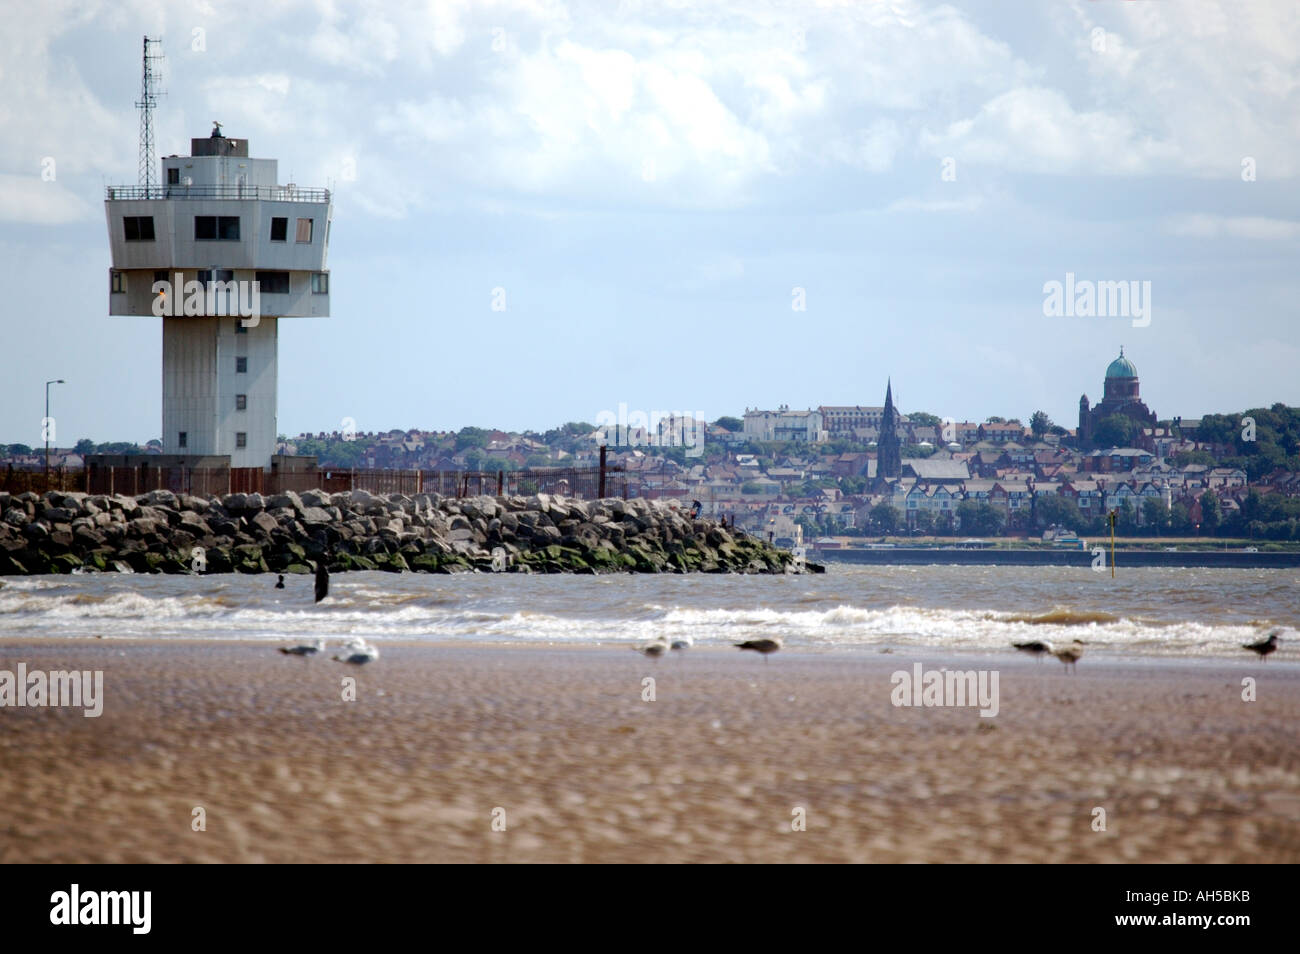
[105,123,332,469]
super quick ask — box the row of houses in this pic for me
[704,476,1259,539]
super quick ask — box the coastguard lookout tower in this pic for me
[104,122,332,469]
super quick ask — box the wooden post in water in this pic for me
[1109,508,1117,578]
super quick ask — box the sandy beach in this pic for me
[0,639,1297,864]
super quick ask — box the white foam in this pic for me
[0,569,1292,658]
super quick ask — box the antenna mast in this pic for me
[136,36,166,194]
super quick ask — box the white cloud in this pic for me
[885,193,986,215]
[920,86,1178,174]
[1167,214,1300,240]
[0,174,96,225]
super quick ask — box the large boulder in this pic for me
[265,491,303,513]
[300,489,330,508]
[250,511,279,536]
[299,506,332,525]
[143,489,177,508]
[177,510,210,534]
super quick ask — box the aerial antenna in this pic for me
[136,36,166,194]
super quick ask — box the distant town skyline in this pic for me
[3,1,1298,445]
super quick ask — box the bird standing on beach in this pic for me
[671,634,693,652]
[334,637,379,665]
[635,635,670,659]
[314,559,329,603]
[736,637,782,662]
[1012,640,1051,662]
[1051,639,1085,673]
[280,639,324,657]
[275,575,285,590]
[1243,631,1279,660]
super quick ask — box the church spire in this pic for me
[877,377,901,480]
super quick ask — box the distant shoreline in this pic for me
[811,547,1300,568]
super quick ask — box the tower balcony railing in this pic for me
[105,184,331,202]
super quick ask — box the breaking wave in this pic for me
[0,566,1293,658]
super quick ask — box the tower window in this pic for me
[178,432,187,449]
[123,216,155,241]
[295,218,313,243]
[111,271,125,294]
[255,271,290,294]
[235,321,248,335]
[236,432,247,449]
[167,168,180,185]
[236,357,248,373]
[312,272,328,294]
[270,217,287,241]
[236,394,247,411]
[195,216,240,240]
[198,269,234,284]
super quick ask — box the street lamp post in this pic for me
[44,379,65,480]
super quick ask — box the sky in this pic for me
[2,0,1298,446]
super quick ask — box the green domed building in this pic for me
[1078,348,1157,450]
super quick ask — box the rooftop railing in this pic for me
[105,184,331,202]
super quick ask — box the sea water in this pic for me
[1,564,1295,659]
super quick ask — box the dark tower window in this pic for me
[236,394,247,411]
[236,357,248,373]
[195,216,240,240]
[178,432,187,448]
[236,432,247,449]
[255,271,290,294]
[167,168,180,185]
[123,216,155,241]
[270,217,288,241]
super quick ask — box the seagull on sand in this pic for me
[635,635,670,659]
[736,636,782,662]
[334,637,379,665]
[1051,639,1085,673]
[1243,631,1279,661]
[280,639,325,657]
[1012,640,1052,662]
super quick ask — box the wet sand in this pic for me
[1,639,1297,863]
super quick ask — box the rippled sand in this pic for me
[0,640,1296,863]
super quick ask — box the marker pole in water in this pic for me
[1109,509,1117,578]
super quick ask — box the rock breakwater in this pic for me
[0,489,818,576]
